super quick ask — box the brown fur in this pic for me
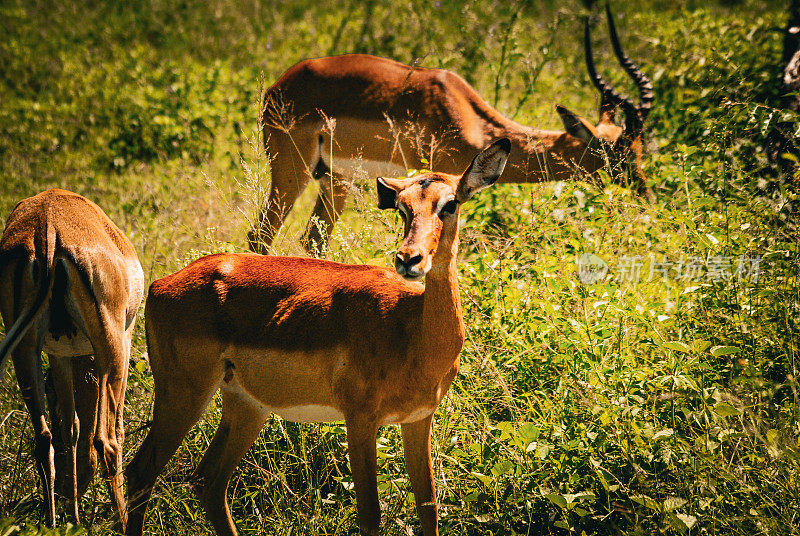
[0,189,144,529]
[249,54,650,253]
[125,140,510,536]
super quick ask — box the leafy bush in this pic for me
[0,0,798,535]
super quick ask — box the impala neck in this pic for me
[416,218,465,372]
[486,120,598,184]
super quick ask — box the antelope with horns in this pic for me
[0,189,144,528]
[125,139,512,536]
[248,6,653,254]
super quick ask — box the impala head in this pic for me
[555,4,654,196]
[377,139,511,281]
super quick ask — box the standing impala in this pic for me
[0,189,144,529]
[248,6,653,254]
[125,139,511,536]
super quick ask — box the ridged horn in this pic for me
[584,15,626,112]
[605,2,654,123]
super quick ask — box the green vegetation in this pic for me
[1,0,798,534]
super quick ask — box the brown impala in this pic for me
[0,189,144,529]
[249,6,653,254]
[125,139,511,536]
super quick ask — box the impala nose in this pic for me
[395,250,424,279]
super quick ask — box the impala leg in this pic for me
[70,356,99,497]
[302,172,349,256]
[345,417,380,536]
[50,356,99,499]
[113,337,131,530]
[51,358,97,500]
[90,328,129,531]
[45,371,66,497]
[12,340,57,526]
[50,356,81,524]
[249,133,315,254]
[192,389,268,536]
[125,367,221,536]
[402,414,438,536]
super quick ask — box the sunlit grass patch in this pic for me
[1,0,798,534]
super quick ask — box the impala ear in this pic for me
[556,104,597,143]
[456,138,511,203]
[376,177,398,209]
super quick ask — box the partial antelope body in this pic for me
[0,189,144,529]
[125,139,512,536]
[248,6,653,254]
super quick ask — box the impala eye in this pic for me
[439,199,458,218]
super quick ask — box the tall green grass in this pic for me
[1,0,798,534]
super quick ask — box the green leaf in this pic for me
[766,429,779,444]
[471,472,493,488]
[653,428,675,441]
[667,512,697,533]
[545,493,568,509]
[663,341,691,353]
[631,494,660,511]
[663,497,688,511]
[693,340,712,352]
[713,401,741,417]
[567,492,596,503]
[711,345,741,356]
[517,423,540,445]
[490,459,514,477]
[535,443,551,460]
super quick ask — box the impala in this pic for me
[125,139,511,536]
[0,189,144,528]
[248,6,653,254]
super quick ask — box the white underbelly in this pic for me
[320,156,406,179]
[223,373,344,423]
[43,331,93,358]
[224,376,434,425]
[220,349,437,425]
[381,406,436,425]
[270,404,346,423]
[265,404,434,425]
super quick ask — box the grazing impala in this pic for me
[248,6,653,254]
[0,189,144,528]
[125,139,511,536]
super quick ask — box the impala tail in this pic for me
[311,134,330,180]
[0,218,57,372]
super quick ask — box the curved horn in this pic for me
[584,16,626,111]
[605,3,654,123]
